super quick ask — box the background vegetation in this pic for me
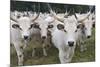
[11,1,95,13]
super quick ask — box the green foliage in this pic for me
[11,1,95,13]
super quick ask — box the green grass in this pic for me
[10,28,95,66]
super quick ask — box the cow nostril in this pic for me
[24,36,28,40]
[87,36,91,38]
[68,41,74,47]
[42,36,46,39]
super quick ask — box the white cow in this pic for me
[10,12,39,65]
[47,16,78,63]
[76,12,95,38]
[32,13,55,56]
[75,12,95,52]
[47,5,91,63]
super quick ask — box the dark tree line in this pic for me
[10,1,95,14]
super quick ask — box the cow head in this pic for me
[47,4,91,47]
[33,14,55,40]
[57,15,79,47]
[76,12,95,38]
[11,12,40,41]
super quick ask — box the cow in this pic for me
[31,13,55,56]
[10,11,40,65]
[75,12,95,52]
[46,4,91,63]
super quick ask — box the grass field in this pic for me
[10,28,95,66]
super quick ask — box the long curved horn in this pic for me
[47,4,64,22]
[31,12,40,22]
[74,13,78,19]
[78,6,93,22]
[64,9,71,18]
[77,11,91,22]
[72,8,79,20]
[10,17,18,22]
[10,12,18,22]
[31,3,40,22]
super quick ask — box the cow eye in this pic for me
[77,24,85,29]
[82,25,85,29]
[12,24,20,29]
[75,29,77,32]
[29,24,34,29]
[57,24,64,30]
[77,24,83,29]
[48,25,54,28]
[17,15,21,19]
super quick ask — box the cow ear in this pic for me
[57,24,64,30]
[12,24,20,29]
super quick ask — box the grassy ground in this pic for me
[10,28,95,66]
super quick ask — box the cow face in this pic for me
[82,14,95,38]
[11,11,40,41]
[39,21,48,39]
[83,20,92,38]
[12,17,35,41]
[34,15,55,40]
[57,16,78,47]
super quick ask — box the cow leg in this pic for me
[58,46,75,63]
[58,47,69,63]
[47,36,52,48]
[14,42,24,66]
[80,44,87,52]
[59,49,67,63]
[80,40,87,52]
[66,46,75,62]
[23,40,29,49]
[32,48,36,57]
[42,43,47,56]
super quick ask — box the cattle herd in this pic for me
[10,3,95,66]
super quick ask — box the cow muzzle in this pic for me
[24,36,29,40]
[41,36,46,40]
[68,41,74,47]
[87,35,91,38]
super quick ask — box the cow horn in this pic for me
[31,3,40,22]
[47,4,64,22]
